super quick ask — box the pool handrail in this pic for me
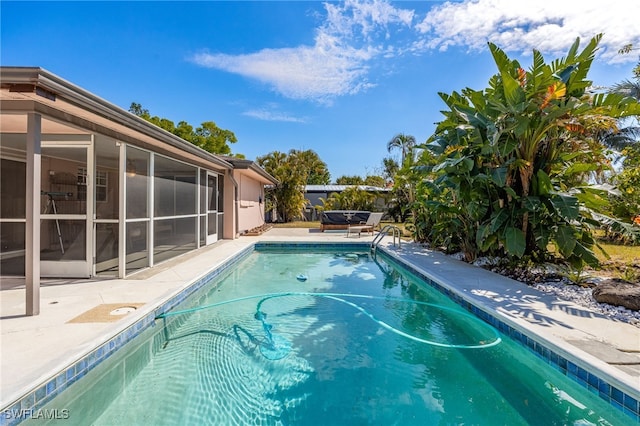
[371,224,401,252]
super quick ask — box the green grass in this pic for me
[594,241,640,281]
[596,241,640,264]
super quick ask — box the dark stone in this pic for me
[592,279,640,311]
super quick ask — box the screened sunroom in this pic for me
[0,67,275,315]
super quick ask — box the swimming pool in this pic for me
[21,246,637,425]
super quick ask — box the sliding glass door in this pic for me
[206,172,218,245]
[40,142,93,277]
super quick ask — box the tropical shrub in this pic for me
[609,145,640,243]
[257,151,307,222]
[415,34,640,267]
[318,187,376,212]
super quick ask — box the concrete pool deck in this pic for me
[1,227,639,412]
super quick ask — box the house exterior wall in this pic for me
[305,191,330,221]
[306,192,327,208]
[235,172,265,234]
[222,171,236,239]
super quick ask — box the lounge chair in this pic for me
[347,212,384,237]
[320,210,370,231]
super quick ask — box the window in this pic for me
[77,167,107,202]
[77,166,87,201]
[96,169,108,202]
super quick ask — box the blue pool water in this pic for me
[28,249,634,425]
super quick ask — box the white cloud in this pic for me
[192,44,375,104]
[191,0,415,104]
[192,0,640,103]
[242,107,308,123]
[323,0,414,41]
[415,0,640,64]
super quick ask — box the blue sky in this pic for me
[2,0,639,181]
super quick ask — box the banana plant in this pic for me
[417,34,640,267]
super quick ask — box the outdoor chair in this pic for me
[347,212,384,237]
[320,210,370,231]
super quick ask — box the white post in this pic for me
[118,143,126,278]
[25,113,41,316]
[148,153,154,267]
[196,168,201,249]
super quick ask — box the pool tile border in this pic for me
[375,246,640,423]
[2,242,638,424]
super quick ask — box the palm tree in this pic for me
[605,50,640,228]
[611,79,640,99]
[604,68,640,151]
[256,151,307,222]
[382,157,399,183]
[387,133,416,165]
[289,149,331,185]
[597,126,640,152]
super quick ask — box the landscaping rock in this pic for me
[592,279,640,311]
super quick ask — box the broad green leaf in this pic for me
[522,196,541,212]
[426,138,447,155]
[488,42,525,107]
[476,224,490,248]
[467,200,488,220]
[564,162,597,176]
[497,138,519,157]
[535,170,553,195]
[572,242,600,268]
[491,167,507,187]
[461,158,474,173]
[590,212,640,243]
[580,183,622,197]
[454,106,491,129]
[550,194,579,220]
[490,209,510,233]
[481,234,498,252]
[488,42,512,73]
[533,225,551,250]
[502,73,525,108]
[432,158,457,173]
[514,117,531,138]
[553,65,577,84]
[433,156,475,175]
[574,191,608,210]
[504,226,526,258]
[555,225,577,258]
[504,186,518,199]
